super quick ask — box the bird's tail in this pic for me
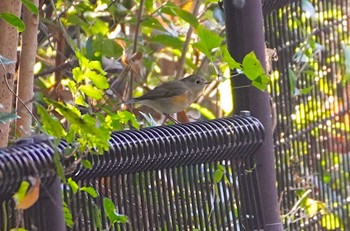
[116,98,137,107]
[123,98,137,105]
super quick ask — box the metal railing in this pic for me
[0,115,265,230]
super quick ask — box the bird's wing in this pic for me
[134,81,188,100]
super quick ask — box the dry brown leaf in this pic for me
[181,0,195,12]
[16,176,40,210]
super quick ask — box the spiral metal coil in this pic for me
[0,115,264,201]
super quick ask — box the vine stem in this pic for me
[3,74,40,125]
[176,0,202,79]
[129,0,145,101]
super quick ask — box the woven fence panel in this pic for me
[265,1,350,230]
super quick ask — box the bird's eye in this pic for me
[195,80,201,84]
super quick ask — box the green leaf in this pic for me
[51,101,110,153]
[198,25,222,51]
[103,198,129,224]
[67,79,77,94]
[141,17,167,32]
[86,71,109,89]
[93,203,103,230]
[21,0,39,15]
[82,159,92,169]
[86,35,123,60]
[304,198,318,216]
[242,51,265,80]
[172,8,199,28]
[193,41,210,58]
[68,177,79,194]
[0,54,16,66]
[64,14,87,26]
[51,102,81,126]
[87,60,106,74]
[13,181,30,204]
[251,74,270,91]
[322,173,331,184]
[217,163,225,171]
[0,13,25,32]
[149,34,184,50]
[81,186,98,198]
[53,152,66,183]
[341,43,350,85]
[213,169,224,183]
[300,85,313,95]
[221,46,241,69]
[63,202,74,228]
[72,67,85,83]
[0,112,19,124]
[193,25,222,59]
[78,85,103,100]
[241,52,269,91]
[144,0,154,11]
[10,228,29,231]
[101,39,123,58]
[165,3,199,28]
[74,94,89,107]
[116,111,140,129]
[36,104,66,138]
[288,68,297,96]
[89,18,109,35]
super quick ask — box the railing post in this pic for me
[224,1,283,230]
[28,178,66,231]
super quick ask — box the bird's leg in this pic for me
[163,113,180,124]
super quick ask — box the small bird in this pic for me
[124,75,209,115]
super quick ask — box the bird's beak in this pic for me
[205,81,212,84]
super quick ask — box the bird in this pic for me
[124,75,209,115]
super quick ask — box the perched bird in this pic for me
[124,75,209,115]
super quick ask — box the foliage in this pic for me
[103,198,129,225]
[0,12,25,32]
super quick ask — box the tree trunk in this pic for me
[0,0,22,147]
[16,0,40,137]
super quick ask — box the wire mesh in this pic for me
[265,0,350,230]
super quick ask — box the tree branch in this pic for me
[176,0,202,79]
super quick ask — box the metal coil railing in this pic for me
[0,141,68,201]
[0,115,264,201]
[71,115,264,178]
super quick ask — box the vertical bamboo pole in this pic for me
[0,0,21,146]
[16,0,40,136]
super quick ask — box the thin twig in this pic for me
[282,189,312,224]
[3,74,40,125]
[128,0,145,101]
[176,0,202,79]
[49,0,76,52]
[145,0,171,18]
[34,59,78,78]
[132,0,145,54]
